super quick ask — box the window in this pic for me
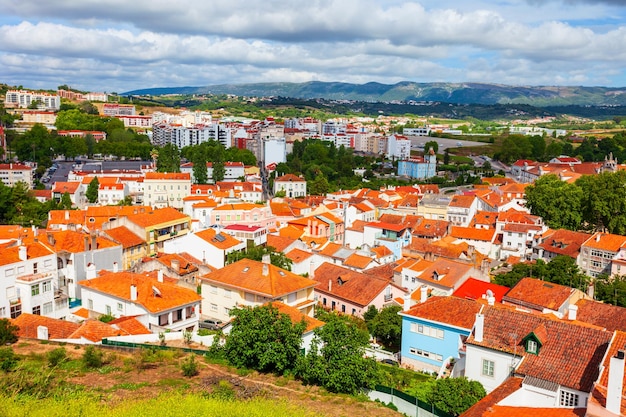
[105,305,112,315]
[210,285,217,294]
[117,302,123,312]
[173,309,183,322]
[482,359,494,377]
[33,262,38,273]
[32,305,41,315]
[159,314,168,326]
[10,304,21,319]
[43,302,53,315]
[560,390,579,407]
[411,322,444,339]
[88,299,93,310]
[527,339,538,354]
[31,284,40,296]
[409,347,443,362]
[210,303,218,312]
[0,307,5,317]
[224,289,231,298]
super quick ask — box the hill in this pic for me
[124,81,626,106]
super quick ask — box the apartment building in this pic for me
[0,163,34,188]
[143,172,191,209]
[5,90,60,110]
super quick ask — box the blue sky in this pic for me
[1,0,626,93]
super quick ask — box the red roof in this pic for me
[453,278,509,303]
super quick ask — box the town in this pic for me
[2,85,626,417]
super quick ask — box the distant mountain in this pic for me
[124,81,626,106]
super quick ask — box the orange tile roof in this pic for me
[403,296,483,329]
[81,176,120,185]
[453,278,510,303]
[576,298,626,332]
[313,262,398,307]
[450,226,495,242]
[52,181,81,194]
[460,377,523,417]
[108,316,152,336]
[411,218,449,238]
[449,194,475,208]
[592,330,626,414]
[103,226,145,248]
[45,230,120,253]
[68,319,125,342]
[536,229,590,258]
[365,221,408,233]
[200,258,317,297]
[275,173,306,183]
[79,271,201,313]
[583,232,626,252]
[343,253,374,269]
[213,203,265,211]
[371,245,393,259]
[503,277,574,312]
[126,207,190,228]
[346,219,367,232]
[12,313,80,339]
[318,242,343,257]
[0,240,55,266]
[48,209,86,226]
[466,405,585,417]
[408,258,476,290]
[151,252,199,274]
[194,228,242,249]
[467,305,612,393]
[0,225,32,240]
[73,307,90,318]
[279,225,305,239]
[267,301,324,333]
[267,234,297,253]
[285,248,313,263]
[144,172,190,180]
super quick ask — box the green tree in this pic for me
[363,305,378,325]
[296,315,380,394]
[212,161,225,182]
[86,176,99,204]
[191,148,208,184]
[0,319,19,345]
[308,173,330,195]
[424,140,439,154]
[226,245,293,271]
[595,274,626,307]
[60,192,73,209]
[525,174,583,230]
[224,304,306,374]
[156,144,181,173]
[368,305,402,348]
[543,255,588,290]
[577,171,626,234]
[426,377,486,416]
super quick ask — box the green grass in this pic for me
[0,392,320,417]
[107,382,150,391]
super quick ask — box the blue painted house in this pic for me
[397,149,437,179]
[399,295,482,374]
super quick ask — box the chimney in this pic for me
[47,233,55,246]
[474,313,484,343]
[130,284,138,301]
[403,294,412,311]
[65,210,69,220]
[84,236,89,252]
[568,304,578,321]
[158,270,164,282]
[171,259,180,273]
[18,245,27,262]
[113,262,118,273]
[91,233,97,250]
[328,279,332,292]
[262,254,270,276]
[86,263,97,280]
[36,325,49,340]
[420,285,428,303]
[607,350,625,415]
[596,233,601,242]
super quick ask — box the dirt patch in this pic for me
[10,340,401,417]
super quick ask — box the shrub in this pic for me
[47,348,67,367]
[82,346,104,369]
[98,314,115,323]
[0,319,19,345]
[181,354,199,377]
[0,347,18,372]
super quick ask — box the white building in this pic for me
[5,90,60,110]
[143,172,191,209]
[386,134,411,160]
[0,163,34,188]
[273,174,307,198]
[264,138,287,167]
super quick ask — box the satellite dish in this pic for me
[152,286,162,297]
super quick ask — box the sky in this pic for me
[2,0,626,93]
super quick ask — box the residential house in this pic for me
[273,173,307,198]
[0,238,64,320]
[102,226,147,270]
[397,149,437,179]
[363,221,412,260]
[79,270,201,332]
[465,304,612,405]
[578,232,626,277]
[103,207,192,256]
[449,226,498,259]
[143,172,191,209]
[98,182,127,205]
[452,278,510,303]
[199,257,318,322]
[133,252,209,290]
[532,229,590,263]
[285,248,316,276]
[288,212,345,244]
[0,163,34,188]
[502,277,589,318]
[312,262,404,318]
[210,203,276,229]
[163,227,245,270]
[401,257,490,295]
[447,194,479,227]
[418,193,451,220]
[222,224,268,247]
[52,181,82,207]
[399,295,483,373]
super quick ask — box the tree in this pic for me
[224,304,306,374]
[577,171,626,234]
[426,377,486,416]
[525,174,583,230]
[308,173,330,196]
[226,245,293,271]
[595,274,626,307]
[212,161,225,182]
[86,177,99,204]
[191,147,208,184]
[156,144,181,173]
[60,192,73,209]
[296,315,380,394]
[368,305,402,348]
[0,319,19,345]
[424,140,439,154]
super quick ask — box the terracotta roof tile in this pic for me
[503,277,574,312]
[267,301,324,333]
[343,253,374,269]
[453,278,510,303]
[103,226,145,248]
[576,298,626,332]
[402,296,483,329]
[194,228,242,249]
[407,258,477,290]
[12,313,80,339]
[68,320,124,342]
[52,181,81,194]
[200,258,317,298]
[0,239,55,266]
[267,234,298,252]
[79,271,201,313]
[467,305,612,393]
[126,207,190,228]
[44,230,120,253]
[108,316,152,336]
[583,232,626,252]
[460,377,523,417]
[144,172,190,180]
[450,226,495,242]
[449,194,476,208]
[285,248,313,263]
[536,229,590,258]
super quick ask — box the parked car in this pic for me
[198,318,223,330]
[380,358,399,367]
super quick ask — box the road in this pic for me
[45,159,151,189]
